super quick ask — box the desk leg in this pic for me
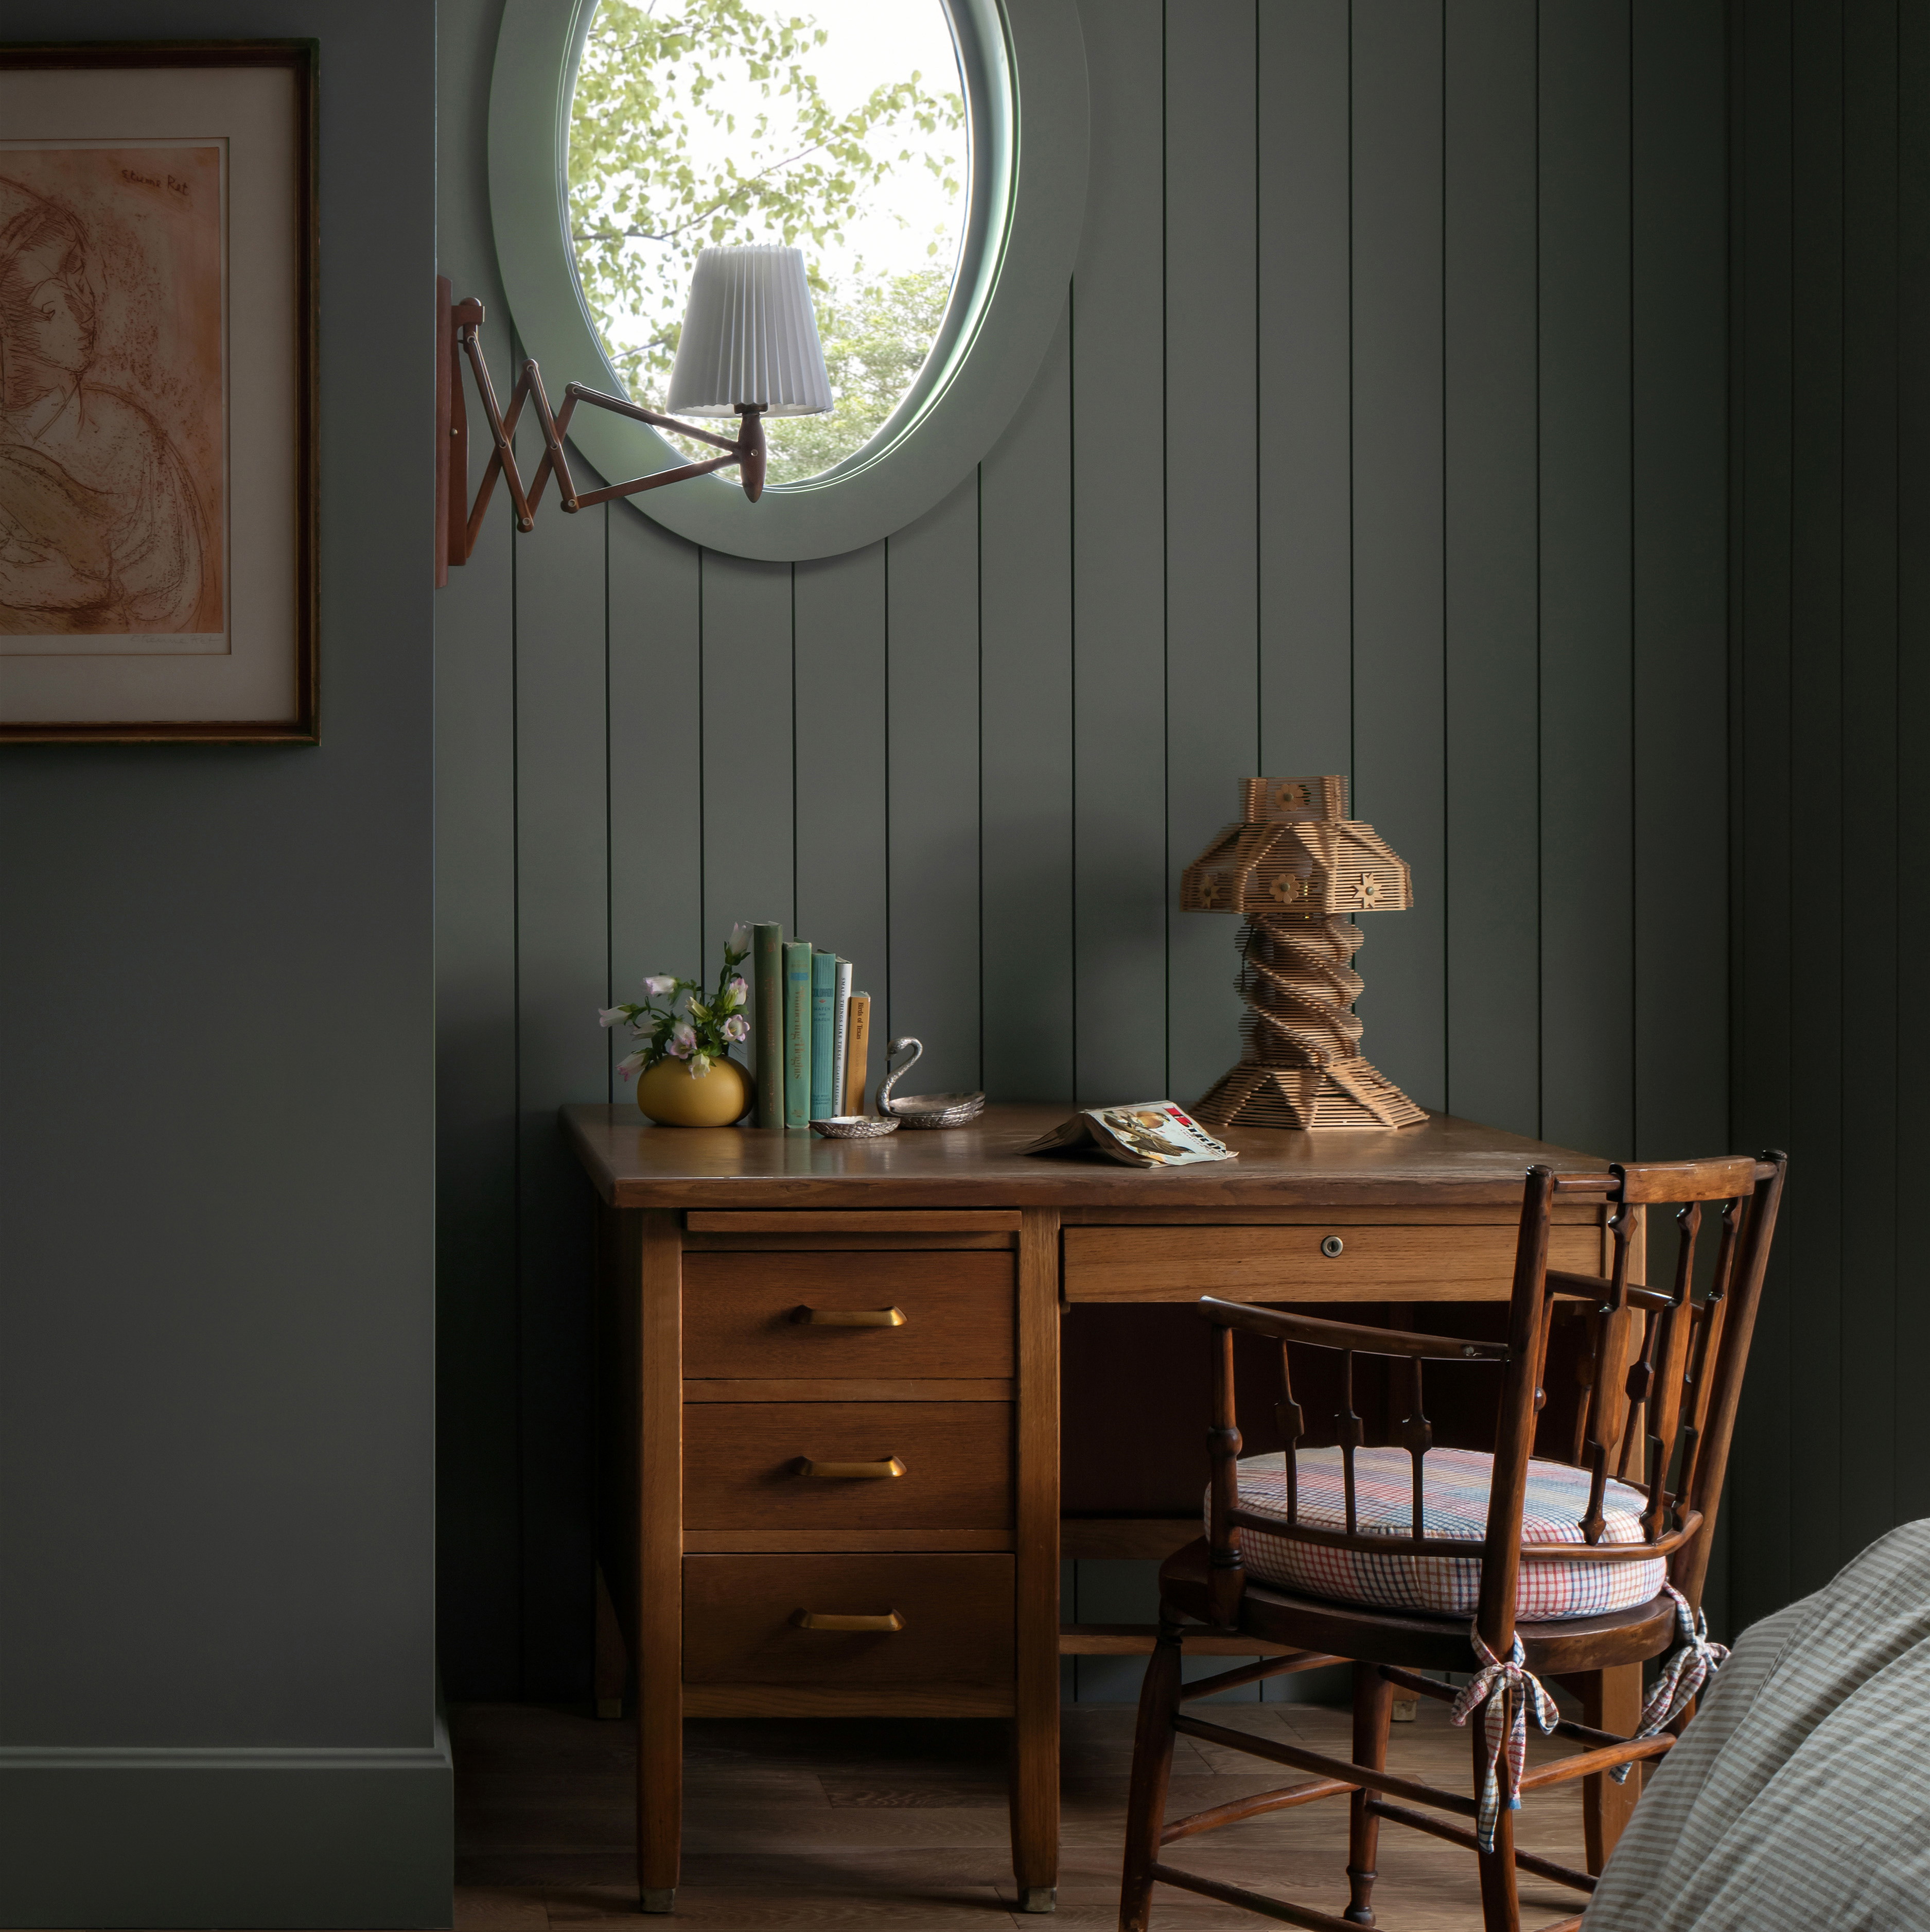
[1572,1663,1643,1874]
[1011,1208,1061,1912]
[637,1211,683,1911]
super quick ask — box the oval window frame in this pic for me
[488,0,1087,563]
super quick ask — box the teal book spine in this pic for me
[753,923,784,1128]
[782,942,813,1129]
[810,951,838,1121]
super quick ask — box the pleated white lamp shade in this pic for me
[666,245,833,417]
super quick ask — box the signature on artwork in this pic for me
[0,172,216,637]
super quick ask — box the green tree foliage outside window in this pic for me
[567,0,966,486]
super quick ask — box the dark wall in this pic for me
[1727,0,1930,1631]
[435,0,1733,1699]
[0,4,447,1924]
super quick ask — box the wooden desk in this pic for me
[565,1104,1633,1914]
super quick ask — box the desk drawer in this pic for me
[683,1251,1014,1378]
[682,1554,1014,1685]
[1062,1222,1604,1302]
[683,1402,1011,1530]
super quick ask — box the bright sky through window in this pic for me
[569,0,969,485]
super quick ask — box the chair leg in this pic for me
[1472,1689,1522,1932]
[1577,1663,1643,1875]
[1119,1616,1185,1932]
[1345,1661,1395,1924]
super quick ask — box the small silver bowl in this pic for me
[808,1113,901,1139]
[887,1091,987,1130]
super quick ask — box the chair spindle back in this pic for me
[1199,1151,1787,1657]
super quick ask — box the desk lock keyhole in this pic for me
[1320,1235,1345,1258]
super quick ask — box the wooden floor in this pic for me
[453,1698,1595,1931]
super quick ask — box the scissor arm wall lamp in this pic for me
[433,246,832,586]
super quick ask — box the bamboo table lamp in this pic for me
[1180,776,1427,1132]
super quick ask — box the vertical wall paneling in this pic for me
[886,480,984,1094]
[1631,1,1731,1164]
[701,555,797,954]
[1779,0,1847,1607]
[1728,0,1798,1628]
[435,0,523,1697]
[436,506,521,1696]
[1070,0,1168,1106]
[433,0,1792,1690]
[1727,0,1928,1628]
[1894,0,1930,1528]
[1258,0,1353,776]
[1163,0,1260,1106]
[512,482,609,1698]
[981,316,1077,1102]
[1349,4,1447,1113]
[1443,0,1541,1138]
[1834,0,1900,1562]
[1536,2,1636,1157]
[609,512,706,1012]
[794,544,891,1033]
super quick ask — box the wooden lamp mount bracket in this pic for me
[434,275,768,586]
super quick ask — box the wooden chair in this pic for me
[1117,1153,1787,1932]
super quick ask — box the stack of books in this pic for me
[751,923,873,1129]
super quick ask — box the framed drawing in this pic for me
[0,43,315,743]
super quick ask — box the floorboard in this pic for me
[453,1699,1594,1929]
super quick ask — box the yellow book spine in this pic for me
[843,994,871,1114]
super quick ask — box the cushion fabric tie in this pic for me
[1609,1582,1728,1784]
[1449,1629,1558,1853]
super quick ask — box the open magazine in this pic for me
[1022,1101,1237,1168]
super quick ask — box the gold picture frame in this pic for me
[0,41,317,742]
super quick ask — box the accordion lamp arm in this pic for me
[433,276,776,586]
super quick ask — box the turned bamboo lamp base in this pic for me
[1192,1056,1427,1133]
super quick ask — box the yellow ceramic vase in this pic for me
[635,1055,753,1128]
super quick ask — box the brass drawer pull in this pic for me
[793,1455,906,1480]
[788,1608,905,1632]
[793,1305,907,1327]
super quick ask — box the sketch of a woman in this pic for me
[0,178,212,636]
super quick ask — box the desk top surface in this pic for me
[563,1103,1612,1211]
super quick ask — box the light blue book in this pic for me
[783,942,813,1129]
[810,951,839,1121]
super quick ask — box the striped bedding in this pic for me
[1582,1520,1930,1930]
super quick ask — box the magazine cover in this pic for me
[1022,1101,1237,1168]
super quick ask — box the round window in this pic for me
[568,0,970,490]
[488,0,1087,562]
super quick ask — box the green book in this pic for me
[810,952,839,1121]
[782,942,813,1130]
[753,922,784,1128]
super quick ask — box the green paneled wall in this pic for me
[436,0,1733,1698]
[1726,0,1930,1632]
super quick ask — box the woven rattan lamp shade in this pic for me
[666,245,833,417]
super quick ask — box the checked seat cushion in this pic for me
[1212,1444,1666,1622]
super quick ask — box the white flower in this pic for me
[726,923,751,959]
[690,1051,714,1076]
[643,974,677,999]
[616,1050,646,1080]
[723,1013,749,1041]
[724,974,749,1009]
[598,1005,629,1029]
[669,1021,697,1059]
